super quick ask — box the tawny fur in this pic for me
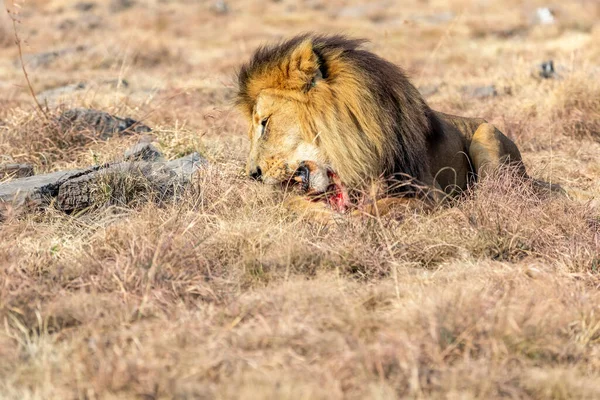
[236,34,561,222]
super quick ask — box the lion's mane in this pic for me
[236,34,442,190]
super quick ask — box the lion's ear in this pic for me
[289,39,318,74]
[288,39,324,90]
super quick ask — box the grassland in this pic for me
[0,0,599,398]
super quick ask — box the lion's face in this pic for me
[246,91,331,193]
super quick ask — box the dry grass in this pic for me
[1,0,599,398]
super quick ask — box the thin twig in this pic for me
[8,5,48,120]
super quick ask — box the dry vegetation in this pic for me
[1,0,599,398]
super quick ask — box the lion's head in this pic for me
[236,34,436,201]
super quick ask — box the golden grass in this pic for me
[0,0,599,398]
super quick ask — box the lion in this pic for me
[236,34,561,221]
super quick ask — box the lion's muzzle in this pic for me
[248,166,262,181]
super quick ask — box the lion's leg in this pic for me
[469,122,524,179]
[469,123,565,194]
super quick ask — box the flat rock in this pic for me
[19,46,87,69]
[39,80,128,105]
[335,3,387,20]
[58,108,151,139]
[38,83,87,102]
[56,162,175,212]
[110,0,135,12]
[411,12,455,25]
[165,152,208,181]
[56,153,206,212]
[0,153,207,214]
[0,163,34,179]
[211,0,229,15]
[418,84,440,97]
[124,142,164,162]
[58,14,103,31]
[461,85,498,99]
[0,167,90,207]
[74,1,96,11]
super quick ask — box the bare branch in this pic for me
[7,3,49,120]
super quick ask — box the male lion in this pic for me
[236,34,560,220]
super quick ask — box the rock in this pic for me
[124,141,164,162]
[57,108,152,139]
[532,60,565,81]
[492,27,528,39]
[0,167,90,207]
[0,164,34,179]
[539,60,556,79]
[211,0,229,15]
[38,80,128,104]
[418,84,440,97]
[412,12,455,25]
[305,0,325,10]
[56,162,175,212]
[58,15,102,31]
[103,78,129,88]
[19,46,86,69]
[461,85,498,99]
[0,153,207,213]
[535,7,555,25]
[110,0,135,12]
[165,152,207,181]
[38,83,86,102]
[57,153,206,212]
[336,4,384,19]
[74,2,96,11]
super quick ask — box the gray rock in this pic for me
[124,142,164,162]
[411,11,455,25]
[0,153,207,213]
[74,2,96,11]
[0,163,34,179]
[0,167,90,207]
[418,84,440,97]
[103,78,129,88]
[165,152,208,181]
[532,60,566,81]
[110,0,135,12]
[337,3,384,19]
[539,60,556,79]
[19,46,87,69]
[38,83,86,102]
[57,108,152,139]
[534,7,555,25]
[58,15,102,31]
[57,154,206,212]
[38,80,129,104]
[56,162,175,212]
[211,0,229,14]
[462,85,498,99]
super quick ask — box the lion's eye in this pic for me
[258,117,269,138]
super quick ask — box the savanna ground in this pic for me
[1,0,599,398]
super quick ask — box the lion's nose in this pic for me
[249,166,262,181]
